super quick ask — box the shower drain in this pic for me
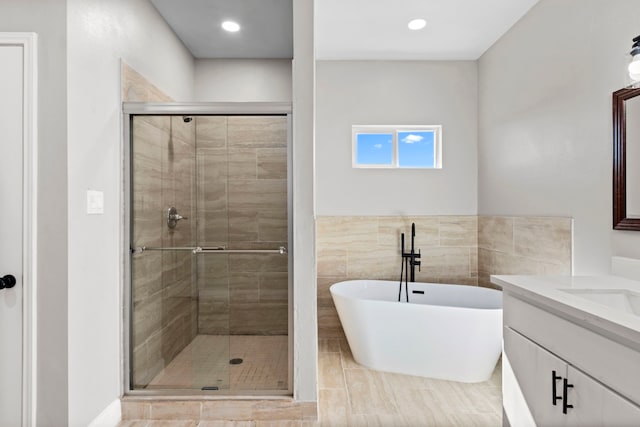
[229,358,243,365]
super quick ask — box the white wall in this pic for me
[0,1,68,426]
[478,0,640,275]
[315,60,478,216]
[66,1,194,425]
[194,59,292,102]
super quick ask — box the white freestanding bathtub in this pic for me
[330,280,503,383]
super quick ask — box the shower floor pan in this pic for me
[146,335,288,391]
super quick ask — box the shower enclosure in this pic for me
[123,103,292,395]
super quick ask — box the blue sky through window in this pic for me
[355,133,393,165]
[398,131,435,168]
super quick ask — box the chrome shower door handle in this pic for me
[167,207,188,229]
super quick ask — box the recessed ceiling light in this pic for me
[222,21,240,32]
[408,19,427,30]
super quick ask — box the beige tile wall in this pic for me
[477,216,572,288]
[196,116,289,336]
[122,62,172,103]
[316,215,572,338]
[316,216,478,338]
[126,64,198,388]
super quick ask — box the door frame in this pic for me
[0,32,38,427]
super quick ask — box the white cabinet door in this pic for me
[566,365,640,427]
[504,327,568,426]
[506,327,640,427]
[0,43,24,427]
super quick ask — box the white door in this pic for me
[0,43,25,427]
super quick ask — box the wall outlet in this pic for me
[87,190,104,215]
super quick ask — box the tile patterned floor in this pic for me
[147,335,288,391]
[120,337,502,426]
[317,338,502,426]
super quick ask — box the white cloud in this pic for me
[373,143,382,149]
[402,134,424,144]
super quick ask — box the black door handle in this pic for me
[0,275,16,290]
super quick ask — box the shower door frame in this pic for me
[122,102,293,397]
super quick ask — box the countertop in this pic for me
[491,274,640,345]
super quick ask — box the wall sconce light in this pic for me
[629,35,640,84]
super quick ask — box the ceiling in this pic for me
[316,0,540,60]
[150,0,293,59]
[150,0,539,60]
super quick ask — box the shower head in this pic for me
[183,116,193,123]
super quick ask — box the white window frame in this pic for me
[352,125,442,169]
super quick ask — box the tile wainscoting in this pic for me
[317,215,572,338]
[477,216,572,288]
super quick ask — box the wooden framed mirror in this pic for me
[613,87,640,230]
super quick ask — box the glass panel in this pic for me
[355,133,393,165]
[130,114,289,393]
[130,115,210,390]
[398,130,435,168]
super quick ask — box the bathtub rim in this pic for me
[330,279,503,312]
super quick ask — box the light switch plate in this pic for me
[87,190,104,215]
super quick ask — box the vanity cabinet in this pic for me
[505,327,640,426]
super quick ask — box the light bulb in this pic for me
[629,55,640,82]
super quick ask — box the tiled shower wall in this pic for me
[316,215,572,338]
[196,116,289,335]
[131,115,198,388]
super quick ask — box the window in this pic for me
[352,125,442,169]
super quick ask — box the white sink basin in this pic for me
[560,289,640,316]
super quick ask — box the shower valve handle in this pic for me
[167,207,188,229]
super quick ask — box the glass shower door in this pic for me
[195,115,289,392]
[128,112,289,394]
[129,114,221,390]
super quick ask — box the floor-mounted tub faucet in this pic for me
[402,223,421,281]
[399,222,421,302]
